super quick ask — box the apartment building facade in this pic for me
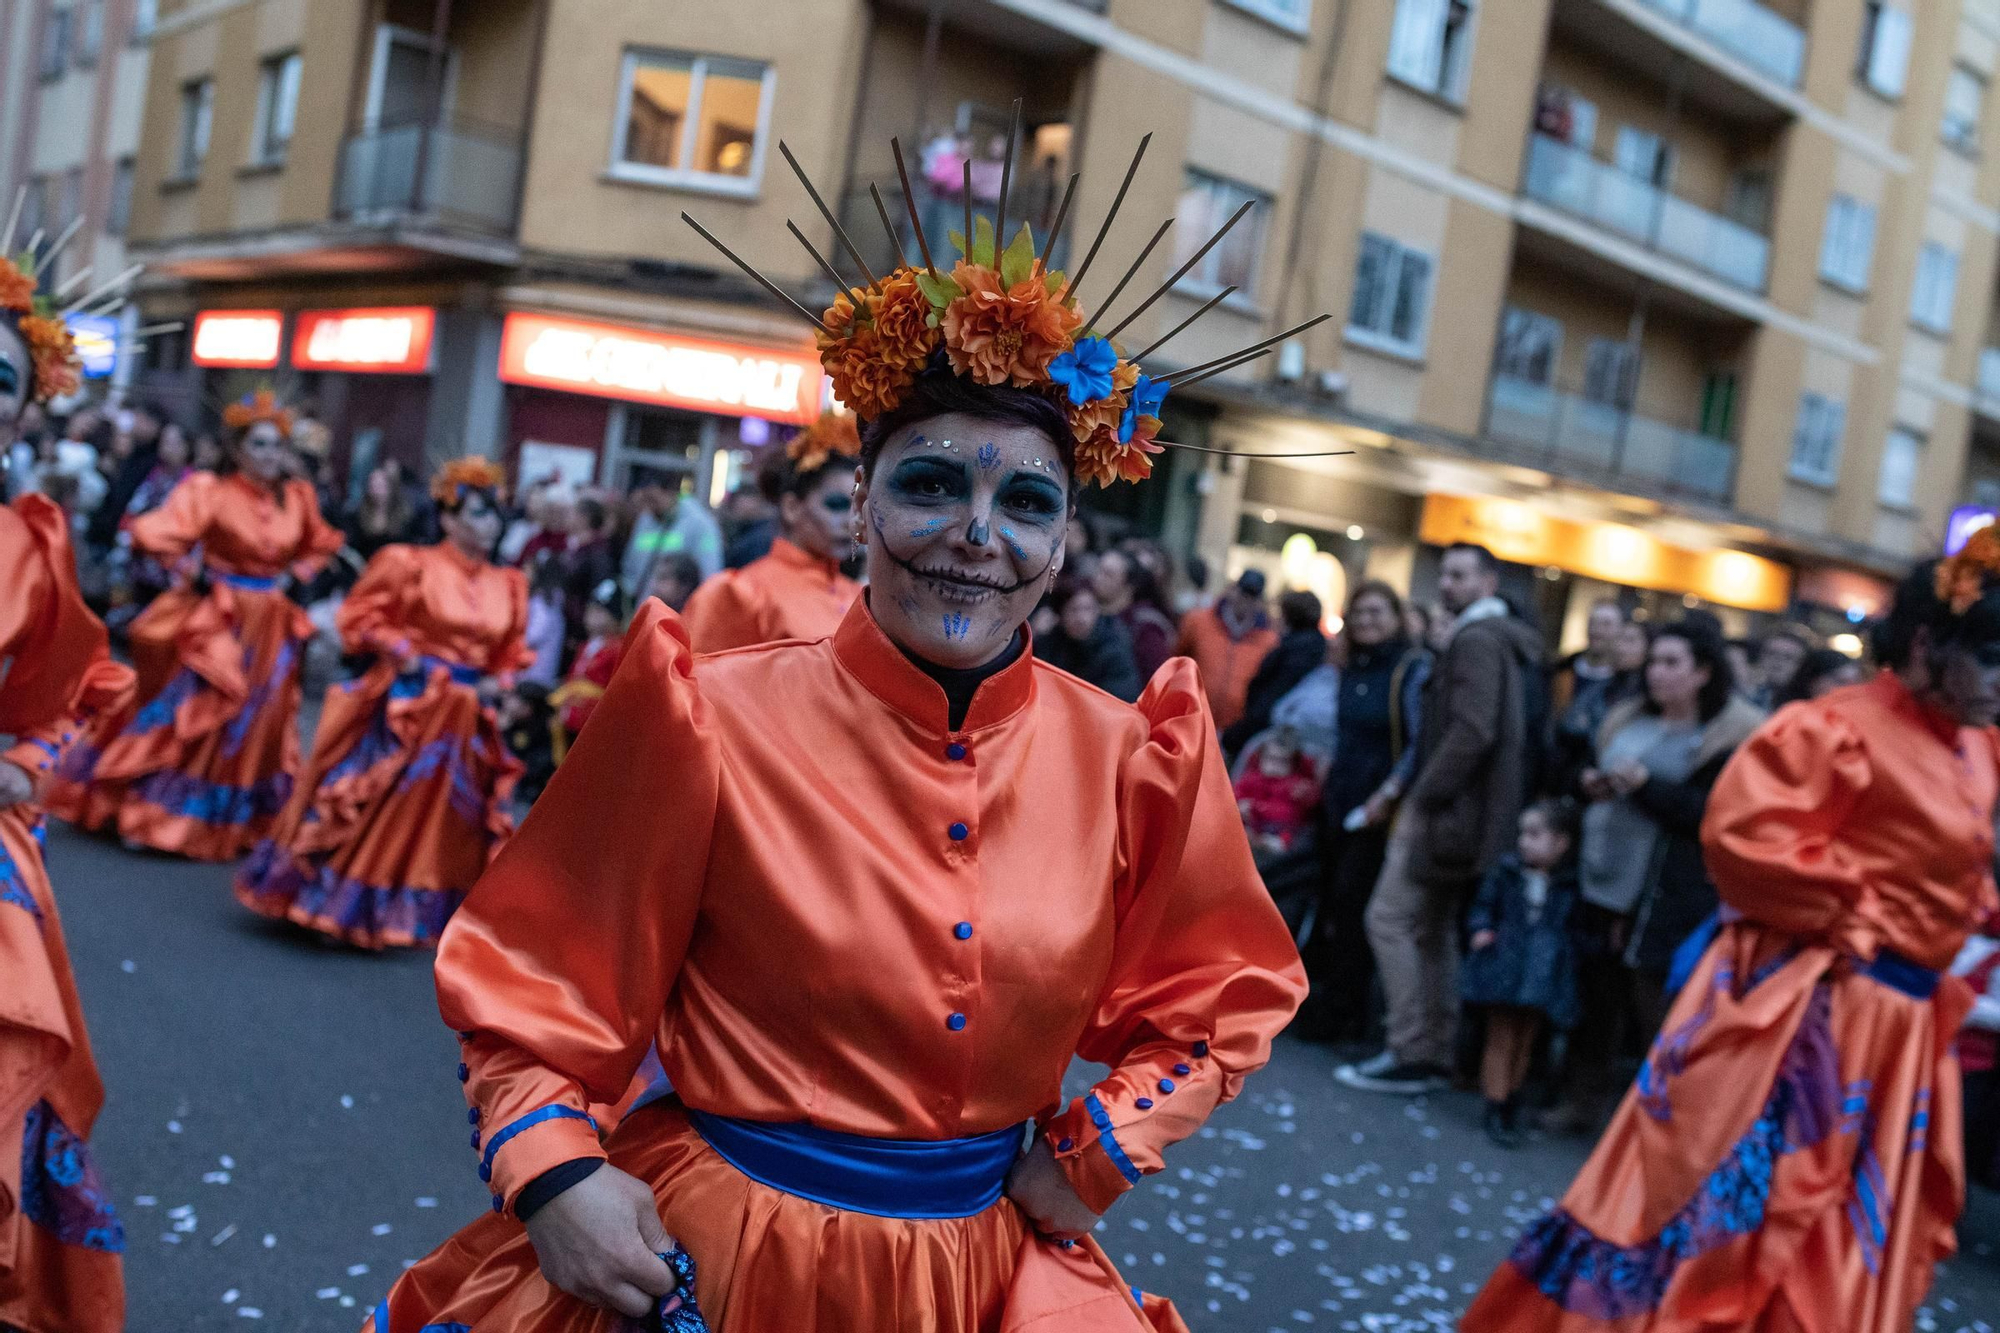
[118,0,2000,639]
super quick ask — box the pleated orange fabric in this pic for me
[680,537,860,653]
[1464,671,1999,1333]
[1,496,134,1333]
[46,471,343,861]
[367,598,1305,1332]
[235,542,531,949]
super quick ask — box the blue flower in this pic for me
[1118,373,1171,443]
[1048,337,1118,406]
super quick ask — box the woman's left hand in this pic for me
[1007,1134,1103,1241]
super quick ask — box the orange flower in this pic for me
[867,271,935,372]
[18,314,79,403]
[1073,415,1163,488]
[1066,360,1140,444]
[787,410,862,473]
[431,456,508,506]
[1939,524,2000,613]
[940,261,1080,388]
[221,389,295,436]
[0,258,36,314]
[818,289,920,419]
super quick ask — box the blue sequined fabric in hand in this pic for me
[650,1246,709,1332]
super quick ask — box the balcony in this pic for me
[334,118,523,236]
[1637,0,1805,87]
[837,168,1073,286]
[1522,133,1769,293]
[1487,373,1738,504]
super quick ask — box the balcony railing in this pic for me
[1487,372,1738,503]
[837,172,1073,286]
[1523,133,1770,293]
[1638,0,1805,87]
[1980,347,2000,402]
[334,118,523,235]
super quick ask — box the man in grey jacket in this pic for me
[1339,542,1545,1094]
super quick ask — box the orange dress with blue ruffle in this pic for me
[364,598,1305,1332]
[679,537,860,653]
[235,542,531,949]
[46,471,344,861]
[1,495,135,1333]
[1464,671,1998,1332]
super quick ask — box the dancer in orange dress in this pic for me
[1464,540,2000,1333]
[47,392,344,861]
[235,459,530,949]
[680,411,862,653]
[1,274,134,1333]
[365,134,1323,1333]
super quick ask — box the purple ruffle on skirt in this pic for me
[237,840,464,946]
[20,1100,125,1254]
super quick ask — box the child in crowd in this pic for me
[1461,797,1582,1148]
[1233,726,1322,862]
[520,554,567,688]
[645,552,705,614]
[552,579,625,749]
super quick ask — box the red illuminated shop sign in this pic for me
[292,307,436,374]
[191,310,284,369]
[497,312,822,425]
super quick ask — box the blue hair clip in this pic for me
[651,1246,709,1332]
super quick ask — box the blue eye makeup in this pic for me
[0,361,18,395]
[999,473,1065,519]
[885,456,969,503]
[822,494,853,514]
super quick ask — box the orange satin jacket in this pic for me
[1704,671,2000,970]
[337,543,534,677]
[441,598,1306,1216]
[680,538,861,654]
[127,471,343,581]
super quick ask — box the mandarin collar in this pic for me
[769,536,841,583]
[1873,669,1964,748]
[831,596,1036,735]
[434,539,489,574]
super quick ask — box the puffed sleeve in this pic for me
[126,471,218,563]
[1042,660,1307,1213]
[487,567,537,678]
[437,601,720,1212]
[287,481,346,582]
[680,571,767,655]
[335,545,420,659]
[1701,704,1873,947]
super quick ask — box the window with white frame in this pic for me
[613,49,774,191]
[1386,0,1476,103]
[1879,428,1923,508]
[1944,66,1985,155]
[175,78,214,177]
[1173,171,1270,295]
[75,0,103,66]
[39,7,70,78]
[107,157,135,236]
[1859,3,1913,99]
[1346,232,1435,357]
[1819,194,1877,291]
[1222,0,1310,34]
[1789,392,1846,486]
[1910,242,1959,333]
[1495,307,1561,385]
[251,52,303,165]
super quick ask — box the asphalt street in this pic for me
[40,818,2000,1333]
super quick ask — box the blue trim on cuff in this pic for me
[1085,1093,1143,1185]
[371,1298,389,1333]
[478,1105,597,1177]
[27,738,60,761]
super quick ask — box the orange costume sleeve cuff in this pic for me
[458,1035,606,1214]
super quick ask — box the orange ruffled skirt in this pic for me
[0,809,126,1333]
[234,660,519,949]
[1462,921,1969,1333]
[47,580,309,862]
[367,1100,1187,1333]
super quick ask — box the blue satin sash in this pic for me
[216,571,283,591]
[684,1109,1024,1220]
[1864,949,1940,1000]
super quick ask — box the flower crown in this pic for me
[682,120,1338,489]
[1,253,82,404]
[1938,523,2000,614]
[431,456,508,507]
[221,389,296,436]
[785,409,862,474]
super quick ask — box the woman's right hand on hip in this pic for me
[522,1164,678,1318]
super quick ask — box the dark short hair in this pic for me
[1776,647,1857,707]
[1757,626,1812,663]
[1049,578,1098,617]
[757,442,853,503]
[1649,618,1736,722]
[577,497,609,532]
[858,355,1073,484]
[1278,589,1322,632]
[1525,795,1581,844]
[1443,542,1500,575]
[1875,558,2000,668]
[1347,578,1405,626]
[650,553,703,590]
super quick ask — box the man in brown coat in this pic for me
[1338,542,1545,1094]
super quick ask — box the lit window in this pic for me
[1788,392,1846,487]
[1879,428,1922,509]
[1818,195,1876,292]
[1386,0,1476,103]
[1910,242,1959,334]
[1346,232,1435,358]
[176,78,214,177]
[1174,171,1270,294]
[1858,2,1912,99]
[252,53,303,165]
[1944,66,1984,155]
[614,49,773,191]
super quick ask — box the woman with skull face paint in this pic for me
[234,458,531,950]
[679,411,863,654]
[46,392,344,862]
[367,170,1307,1333]
[1467,536,2000,1333]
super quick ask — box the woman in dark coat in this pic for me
[1035,581,1143,702]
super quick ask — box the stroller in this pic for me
[1229,725,1331,952]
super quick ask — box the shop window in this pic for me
[613,49,773,194]
[1222,0,1310,33]
[1386,0,1475,104]
[1879,428,1923,509]
[1818,195,1876,293]
[1910,242,1959,334]
[252,52,303,165]
[40,7,70,78]
[1495,307,1561,386]
[1788,392,1845,487]
[75,0,103,66]
[1174,171,1269,296]
[1346,232,1435,358]
[175,77,214,178]
[1858,2,1912,100]
[1944,66,1985,156]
